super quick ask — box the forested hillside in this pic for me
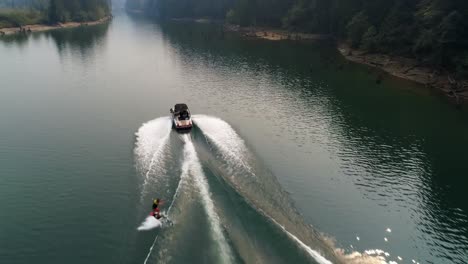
[48,0,111,22]
[0,0,49,10]
[0,0,111,28]
[126,0,468,76]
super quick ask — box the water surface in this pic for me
[1,13,468,264]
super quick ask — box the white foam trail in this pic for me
[194,115,339,263]
[143,134,234,264]
[180,135,234,264]
[194,116,393,264]
[193,115,253,174]
[137,216,162,231]
[142,163,189,264]
[340,250,388,264]
[255,210,332,264]
[134,117,172,194]
[275,231,393,264]
[337,247,395,264]
[287,232,333,264]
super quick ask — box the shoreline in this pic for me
[224,24,332,41]
[126,9,144,14]
[225,25,467,104]
[172,17,223,24]
[338,43,468,104]
[0,16,111,36]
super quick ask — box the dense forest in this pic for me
[126,0,468,77]
[0,0,110,28]
[48,0,111,22]
[0,0,49,10]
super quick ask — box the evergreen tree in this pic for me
[47,0,110,23]
[129,0,468,72]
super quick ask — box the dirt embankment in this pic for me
[0,16,111,36]
[224,24,332,41]
[338,43,468,104]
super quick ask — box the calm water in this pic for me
[1,13,468,264]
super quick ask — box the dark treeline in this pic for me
[0,0,49,10]
[126,0,468,76]
[0,0,110,27]
[0,0,48,27]
[48,0,111,22]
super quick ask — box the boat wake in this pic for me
[193,115,253,174]
[137,216,162,231]
[134,115,399,264]
[178,135,234,263]
[134,117,172,200]
[192,115,338,264]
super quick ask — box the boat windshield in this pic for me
[178,111,190,120]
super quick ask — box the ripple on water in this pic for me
[161,35,468,264]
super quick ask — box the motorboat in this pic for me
[170,104,192,132]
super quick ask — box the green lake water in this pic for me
[1,13,468,264]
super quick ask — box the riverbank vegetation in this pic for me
[127,0,468,78]
[0,9,46,28]
[48,0,111,23]
[0,0,111,28]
